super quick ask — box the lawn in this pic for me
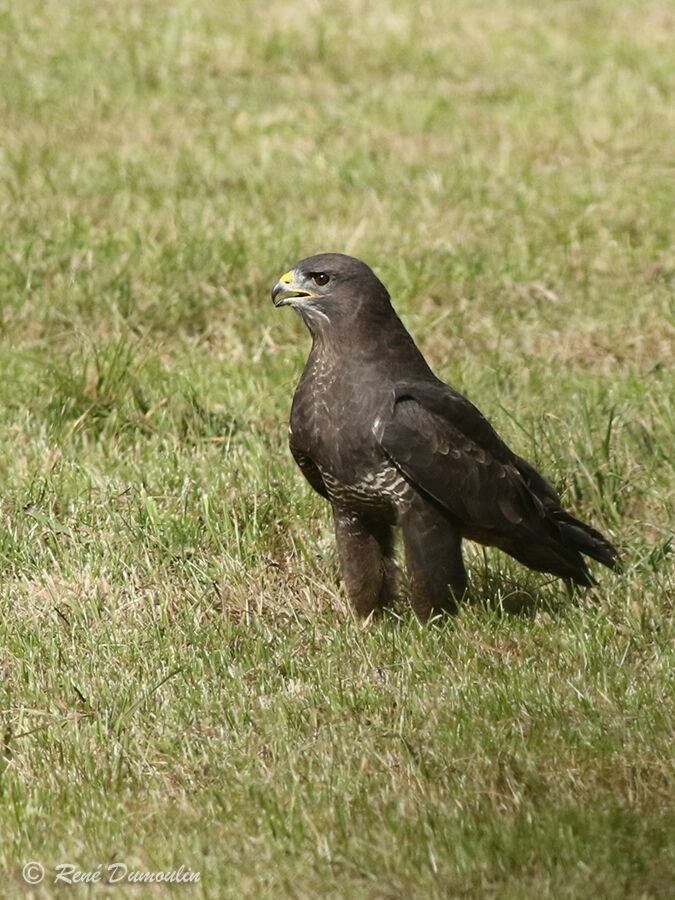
[0,0,673,896]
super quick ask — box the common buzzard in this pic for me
[272,253,618,621]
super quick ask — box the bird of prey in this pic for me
[272,253,619,621]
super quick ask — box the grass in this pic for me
[0,0,674,896]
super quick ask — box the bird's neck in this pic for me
[304,306,434,380]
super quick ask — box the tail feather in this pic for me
[498,504,620,586]
[553,509,620,571]
[502,537,595,586]
[515,456,620,577]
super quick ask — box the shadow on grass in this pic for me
[373,564,592,628]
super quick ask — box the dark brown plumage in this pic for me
[272,253,619,621]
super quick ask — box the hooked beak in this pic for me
[271,269,317,307]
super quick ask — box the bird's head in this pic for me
[271,253,391,333]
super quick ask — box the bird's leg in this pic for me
[400,499,467,622]
[333,508,398,619]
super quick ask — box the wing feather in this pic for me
[375,390,538,537]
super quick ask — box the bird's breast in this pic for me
[290,354,411,513]
[317,461,415,518]
[291,359,388,456]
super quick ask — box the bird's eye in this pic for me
[311,272,330,286]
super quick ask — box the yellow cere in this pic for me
[280,271,294,285]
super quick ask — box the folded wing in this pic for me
[374,383,618,583]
